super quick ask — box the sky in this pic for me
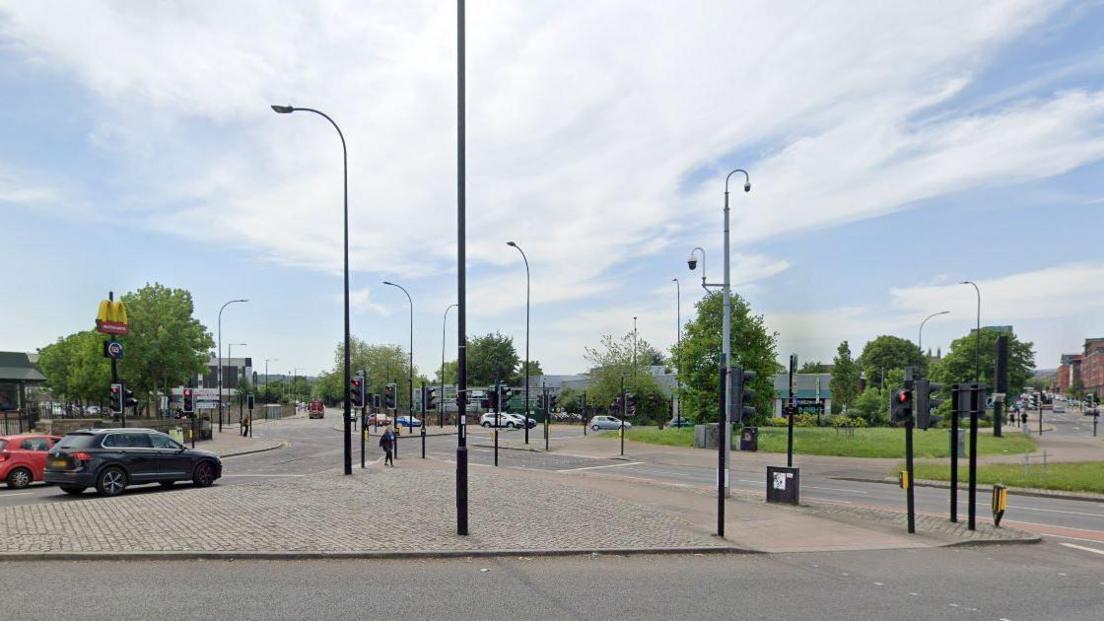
[2,1,1104,379]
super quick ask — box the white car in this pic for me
[590,415,631,431]
[480,412,511,428]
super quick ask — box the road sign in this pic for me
[103,340,124,360]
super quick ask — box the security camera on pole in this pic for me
[686,168,750,539]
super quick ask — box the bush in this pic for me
[831,416,867,428]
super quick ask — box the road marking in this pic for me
[221,474,306,478]
[1012,505,1104,519]
[1059,542,1104,556]
[804,485,870,495]
[556,461,643,473]
[0,492,35,496]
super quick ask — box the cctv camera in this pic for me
[687,258,697,270]
[743,182,751,193]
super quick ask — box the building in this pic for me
[198,356,254,393]
[1057,353,1083,393]
[772,373,832,417]
[1081,338,1104,399]
[0,351,46,413]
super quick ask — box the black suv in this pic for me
[44,428,222,496]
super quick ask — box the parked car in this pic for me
[396,415,422,428]
[1053,405,1066,413]
[367,412,393,427]
[44,428,222,497]
[308,400,325,419]
[503,413,537,428]
[590,415,631,431]
[667,417,693,428]
[0,434,62,489]
[480,413,510,428]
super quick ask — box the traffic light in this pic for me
[110,383,124,415]
[246,394,255,410]
[182,387,195,414]
[499,385,513,409]
[891,388,913,424]
[549,395,558,411]
[485,386,499,411]
[425,387,438,410]
[351,376,366,408]
[915,379,943,430]
[611,395,623,414]
[384,383,397,409]
[731,367,758,424]
[625,393,637,417]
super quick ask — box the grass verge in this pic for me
[909,461,1104,495]
[605,426,1036,459]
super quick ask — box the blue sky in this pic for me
[3,1,1104,378]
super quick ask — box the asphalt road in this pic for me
[4,415,1102,542]
[6,541,1104,620]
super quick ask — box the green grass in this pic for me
[606,426,1036,459]
[910,461,1104,494]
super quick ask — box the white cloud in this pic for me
[348,288,388,316]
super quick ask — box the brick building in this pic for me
[1081,338,1104,399]
[1057,353,1083,393]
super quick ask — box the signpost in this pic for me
[96,292,129,426]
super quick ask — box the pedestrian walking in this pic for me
[241,413,250,437]
[380,428,395,466]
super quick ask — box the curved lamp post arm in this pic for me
[918,310,950,358]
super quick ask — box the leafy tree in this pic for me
[118,283,214,414]
[830,341,860,413]
[38,331,111,405]
[931,329,1035,397]
[584,331,667,422]
[467,332,520,387]
[669,292,777,424]
[799,360,832,373]
[851,386,889,426]
[858,335,924,388]
[330,338,419,409]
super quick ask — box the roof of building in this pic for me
[773,373,832,399]
[0,352,47,383]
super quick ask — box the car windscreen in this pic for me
[55,434,97,450]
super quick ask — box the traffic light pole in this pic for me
[543,383,550,451]
[787,354,796,468]
[950,386,959,523]
[494,378,500,467]
[108,292,123,428]
[905,418,915,534]
[968,383,980,531]
[421,383,427,459]
[620,376,626,458]
[582,391,587,436]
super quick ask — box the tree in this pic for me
[851,386,889,426]
[931,329,1035,397]
[466,332,520,387]
[118,283,214,414]
[330,338,419,409]
[830,341,859,413]
[38,331,111,405]
[799,360,831,373]
[582,331,669,422]
[669,292,777,424]
[858,335,924,388]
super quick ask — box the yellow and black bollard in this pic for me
[992,483,1008,527]
[899,469,910,489]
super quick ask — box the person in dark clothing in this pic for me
[379,428,395,466]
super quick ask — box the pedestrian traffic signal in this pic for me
[351,376,366,408]
[110,383,124,415]
[384,383,397,409]
[732,367,758,424]
[247,394,255,410]
[891,389,913,424]
[485,386,500,411]
[182,387,195,414]
[549,395,558,410]
[425,387,438,410]
[915,379,943,430]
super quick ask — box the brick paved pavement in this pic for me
[0,461,727,556]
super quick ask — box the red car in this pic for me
[1,434,62,489]
[308,400,325,419]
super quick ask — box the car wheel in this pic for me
[506,422,516,429]
[591,425,600,431]
[60,486,86,495]
[159,481,175,489]
[96,467,128,497]
[481,422,491,428]
[6,467,32,489]
[193,462,215,488]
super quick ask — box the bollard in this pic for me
[991,484,1008,527]
[421,424,426,459]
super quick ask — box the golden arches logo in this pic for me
[96,299,129,335]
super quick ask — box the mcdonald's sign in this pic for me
[95,299,129,335]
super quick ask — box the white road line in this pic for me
[1059,542,1104,556]
[804,485,870,495]
[1039,533,1104,545]
[221,474,306,478]
[557,461,644,473]
[0,492,35,496]
[1011,505,1104,519]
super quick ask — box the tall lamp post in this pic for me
[961,280,982,529]
[384,281,414,428]
[960,281,982,382]
[673,278,682,426]
[456,0,470,536]
[264,358,279,403]
[688,167,751,539]
[271,103,352,475]
[442,303,458,428]
[506,241,531,444]
[217,298,248,433]
[918,311,949,360]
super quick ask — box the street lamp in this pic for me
[633,316,638,376]
[918,311,949,360]
[383,281,414,430]
[506,241,532,444]
[442,303,458,428]
[673,278,682,426]
[218,298,248,433]
[264,358,279,402]
[271,103,353,475]
[960,281,981,382]
[688,167,750,539]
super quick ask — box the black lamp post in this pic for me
[383,281,414,429]
[673,278,681,426]
[442,303,457,428]
[507,241,531,444]
[271,104,352,475]
[217,298,248,433]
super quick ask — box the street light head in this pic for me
[271,105,294,114]
[383,280,394,286]
[506,241,517,247]
[743,182,751,193]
